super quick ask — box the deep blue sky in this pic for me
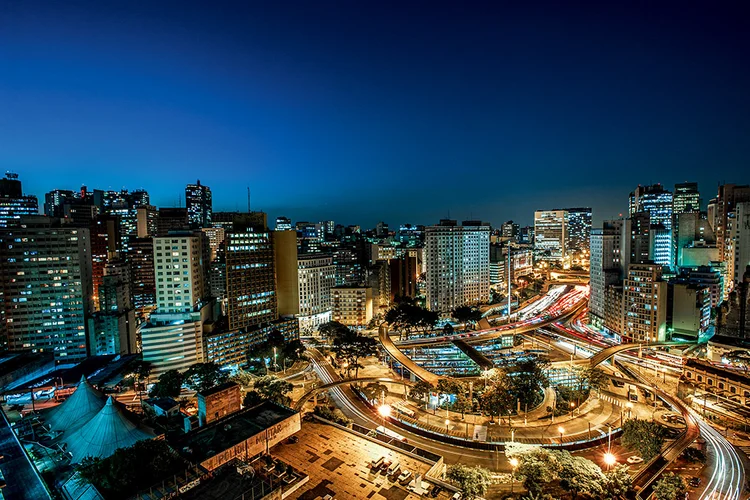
[2,1,749,228]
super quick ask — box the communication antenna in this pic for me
[247,187,251,212]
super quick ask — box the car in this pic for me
[626,456,644,464]
[371,457,385,471]
[387,461,400,475]
[380,460,392,475]
[397,470,412,484]
[688,477,702,487]
[431,485,443,497]
[286,435,299,444]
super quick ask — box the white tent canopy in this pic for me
[65,396,153,463]
[45,375,105,433]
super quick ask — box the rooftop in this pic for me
[171,401,296,464]
[197,381,239,398]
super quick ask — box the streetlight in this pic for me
[626,401,633,419]
[273,347,278,371]
[378,404,391,430]
[445,419,450,433]
[558,426,565,445]
[603,452,616,471]
[509,457,519,494]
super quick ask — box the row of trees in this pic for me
[384,297,439,338]
[505,443,631,499]
[148,362,230,398]
[320,321,379,378]
[247,329,306,374]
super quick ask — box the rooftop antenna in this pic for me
[247,187,251,212]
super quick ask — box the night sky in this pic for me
[2,1,749,228]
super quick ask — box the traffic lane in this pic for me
[0,409,52,499]
[697,421,743,500]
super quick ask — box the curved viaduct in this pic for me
[293,376,413,410]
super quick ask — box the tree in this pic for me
[183,362,229,393]
[331,329,378,378]
[452,392,471,418]
[443,323,455,335]
[603,465,632,500]
[479,383,514,422]
[506,445,561,496]
[572,367,608,394]
[230,369,257,389]
[652,473,687,500]
[508,358,550,409]
[385,302,438,337]
[319,321,349,343]
[445,464,492,500]
[251,375,294,406]
[282,338,306,362]
[409,380,433,407]
[361,382,388,403]
[558,454,605,499]
[77,440,186,500]
[148,369,184,398]
[130,360,153,392]
[452,306,482,327]
[621,418,665,460]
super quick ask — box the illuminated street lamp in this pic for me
[604,452,616,471]
[509,457,519,494]
[626,401,633,419]
[445,419,450,432]
[558,426,565,444]
[378,404,391,429]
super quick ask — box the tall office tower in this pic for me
[622,262,667,342]
[209,241,227,299]
[375,221,389,238]
[200,227,226,261]
[667,282,710,340]
[153,233,206,314]
[128,189,150,208]
[397,224,425,246]
[715,184,750,263]
[226,229,277,330]
[534,210,567,261]
[320,220,335,237]
[296,221,324,253]
[674,182,701,214]
[44,189,76,217]
[424,220,490,312]
[389,255,418,301]
[518,226,534,245]
[157,207,189,236]
[136,205,159,237]
[297,254,336,334]
[88,259,136,355]
[629,184,674,267]
[186,180,212,228]
[674,212,716,267]
[734,202,750,284]
[367,260,391,310]
[107,206,138,255]
[333,244,365,285]
[621,212,652,269]
[275,216,293,231]
[0,173,39,228]
[129,237,156,316]
[332,286,373,327]
[707,198,718,233]
[90,215,120,311]
[564,207,593,256]
[273,230,299,317]
[589,220,624,327]
[500,220,520,241]
[0,217,93,362]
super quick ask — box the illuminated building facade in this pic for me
[424,219,490,312]
[297,254,335,334]
[622,262,667,342]
[589,220,623,327]
[226,229,277,330]
[533,210,567,261]
[629,184,674,267]
[0,217,93,361]
[186,180,212,228]
[153,233,206,314]
[0,173,39,228]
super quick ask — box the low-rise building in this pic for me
[332,286,373,327]
[204,317,299,368]
[197,381,241,426]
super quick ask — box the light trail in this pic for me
[696,417,744,500]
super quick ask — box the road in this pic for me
[696,417,745,500]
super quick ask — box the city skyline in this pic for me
[3,2,750,227]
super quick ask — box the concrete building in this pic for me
[226,229,277,330]
[604,285,625,337]
[673,182,701,214]
[674,212,716,267]
[274,216,292,231]
[157,207,189,236]
[129,237,156,316]
[589,220,624,327]
[88,259,137,355]
[0,173,39,228]
[273,230,299,318]
[668,282,710,339]
[297,255,335,335]
[136,205,159,237]
[678,264,726,308]
[715,184,750,263]
[203,317,299,368]
[197,381,241,426]
[501,220,520,242]
[424,220,490,312]
[534,210,567,261]
[622,262,667,342]
[733,202,750,284]
[367,260,391,312]
[153,233,206,314]
[564,207,593,257]
[629,184,674,267]
[332,286,373,327]
[200,227,225,261]
[389,255,418,301]
[0,217,93,362]
[186,180,212,228]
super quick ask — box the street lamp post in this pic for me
[509,457,519,494]
[558,426,565,445]
[378,404,391,430]
[445,418,450,433]
[626,401,633,419]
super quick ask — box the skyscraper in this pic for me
[226,229,277,330]
[275,216,293,231]
[129,237,156,316]
[564,207,593,257]
[0,173,39,228]
[622,262,667,342]
[589,220,623,327]
[629,184,674,267]
[673,182,701,214]
[534,210,567,261]
[297,254,336,334]
[424,220,490,312]
[0,217,93,361]
[153,233,207,313]
[715,184,750,263]
[186,180,212,228]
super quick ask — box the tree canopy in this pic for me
[445,464,492,500]
[384,302,438,336]
[183,362,229,393]
[652,473,687,500]
[451,305,482,326]
[243,375,294,407]
[330,326,378,378]
[621,418,665,460]
[148,369,183,398]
